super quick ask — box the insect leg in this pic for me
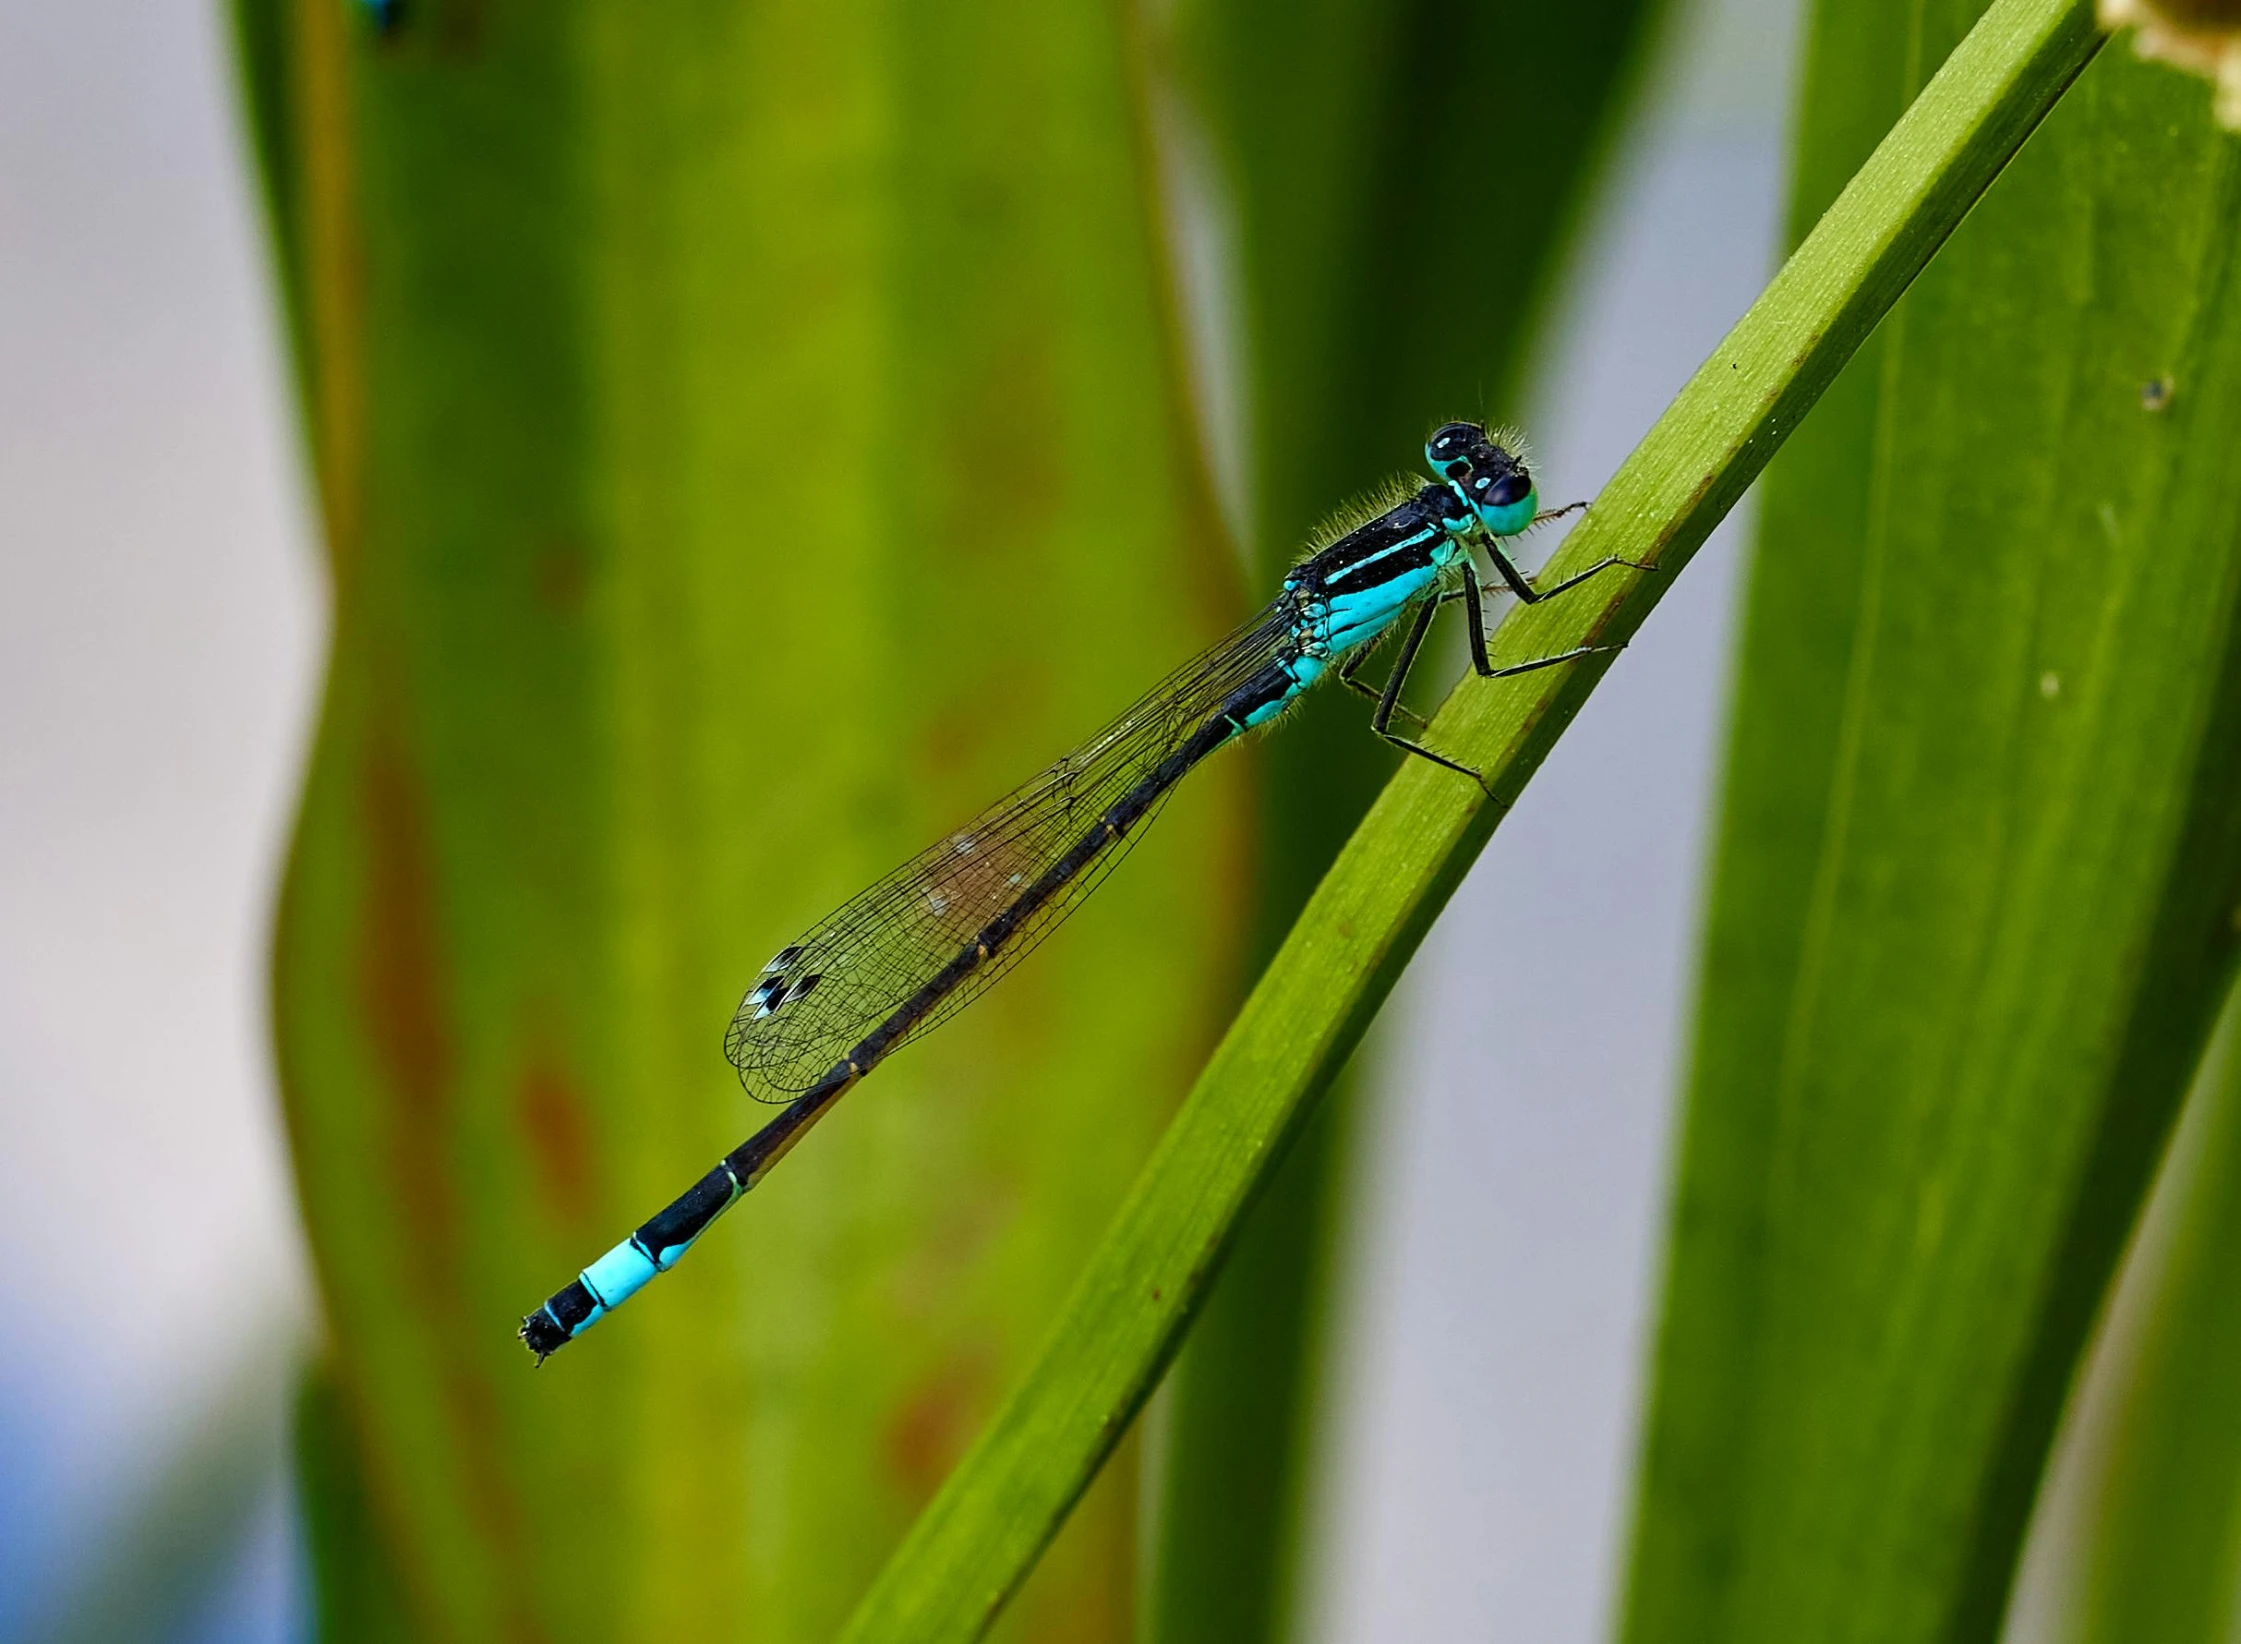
[1458,560,1495,675]
[1338,634,1430,728]
[1480,513,1657,605]
[1367,596,1488,792]
[1458,559,1625,682]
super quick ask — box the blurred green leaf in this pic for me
[236,2,1243,1640]
[1620,12,2241,1644]
[1145,2,1666,1638]
[295,1360,416,1644]
[2060,986,2241,1644]
[842,4,2105,1638]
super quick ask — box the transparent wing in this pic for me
[724,599,1294,1100]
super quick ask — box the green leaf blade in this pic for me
[2066,1001,2241,1644]
[1622,17,2241,1644]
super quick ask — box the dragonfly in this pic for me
[520,421,1639,1360]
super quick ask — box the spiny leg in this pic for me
[1457,561,1495,675]
[1338,634,1430,729]
[1457,560,1625,681]
[1483,642,1626,680]
[1359,565,1630,790]
[1480,506,1657,606]
[1366,596,1488,791]
[1482,541,1658,604]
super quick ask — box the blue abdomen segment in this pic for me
[520,1159,746,1359]
[584,1239,661,1309]
[1239,690,1295,730]
[521,1065,865,1359]
[1234,650,1326,729]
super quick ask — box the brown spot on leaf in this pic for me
[515,1042,595,1235]
[433,0,488,56]
[885,1354,990,1508]
[356,728,547,1641]
[534,534,589,616]
[359,731,459,1250]
[944,326,1064,560]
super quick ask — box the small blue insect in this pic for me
[519,422,1648,1360]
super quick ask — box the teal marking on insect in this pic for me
[518,422,1650,1361]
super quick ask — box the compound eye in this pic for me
[1427,422,1478,461]
[1488,472,1532,509]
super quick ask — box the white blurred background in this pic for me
[0,0,1795,1637]
[0,1,318,1638]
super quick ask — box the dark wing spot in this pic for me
[787,973,823,1004]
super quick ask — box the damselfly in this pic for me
[520,422,1637,1360]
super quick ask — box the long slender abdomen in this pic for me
[520,659,1298,1360]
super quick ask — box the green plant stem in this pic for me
[838,3,2104,1638]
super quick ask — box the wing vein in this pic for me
[722,596,1295,1099]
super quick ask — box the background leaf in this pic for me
[2061,992,2241,1644]
[1619,12,2241,1644]
[237,2,1243,1639]
[294,1359,417,1644]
